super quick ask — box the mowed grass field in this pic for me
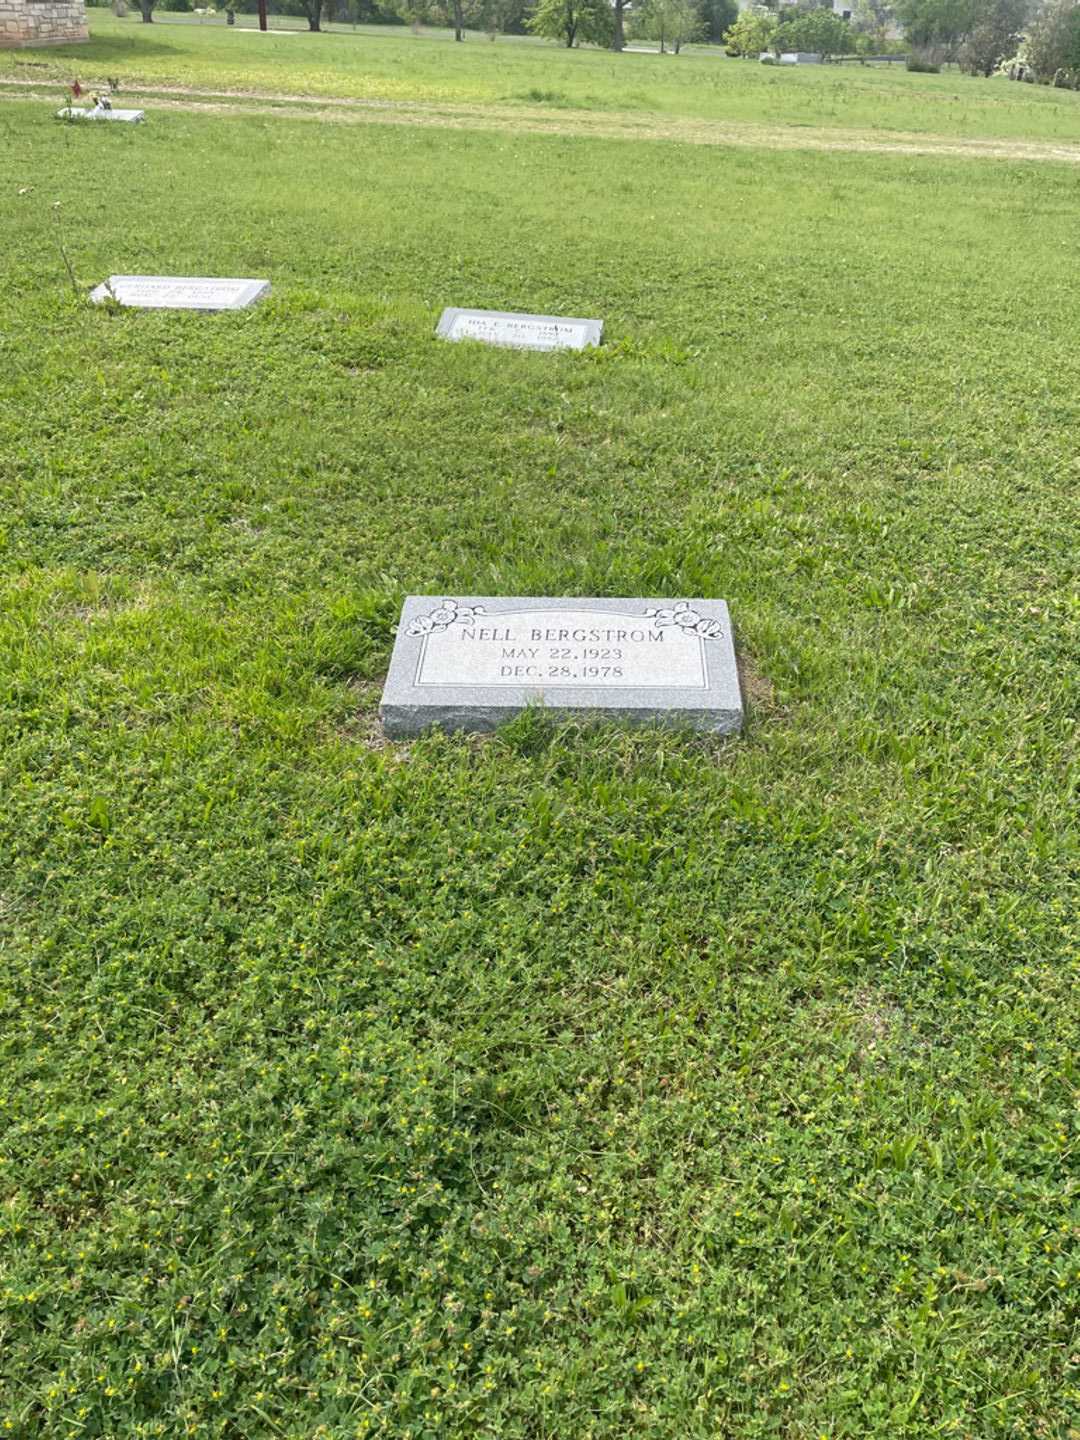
[1,23,1079,1440]
[5,12,1080,139]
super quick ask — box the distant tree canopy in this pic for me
[397,0,472,40]
[774,3,852,55]
[481,0,534,32]
[895,0,1032,69]
[699,0,738,42]
[958,0,1030,73]
[633,0,703,50]
[1024,0,1080,81]
[266,0,408,23]
[392,0,531,38]
[528,0,612,45]
[723,5,778,53]
[893,0,964,51]
[166,0,800,48]
[245,0,333,28]
[850,0,896,45]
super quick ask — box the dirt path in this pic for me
[4,76,1080,165]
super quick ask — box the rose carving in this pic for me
[645,602,724,640]
[405,599,487,638]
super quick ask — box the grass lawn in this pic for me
[1,25,1079,1440]
[4,13,1080,139]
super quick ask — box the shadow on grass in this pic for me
[18,34,184,62]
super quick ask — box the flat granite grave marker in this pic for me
[88,276,271,311]
[58,107,146,123]
[436,308,602,352]
[380,596,743,738]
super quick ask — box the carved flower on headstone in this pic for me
[645,602,723,640]
[405,599,487,637]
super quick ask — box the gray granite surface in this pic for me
[436,308,603,351]
[58,107,145,122]
[381,596,743,738]
[88,276,270,310]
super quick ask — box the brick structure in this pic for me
[0,0,89,47]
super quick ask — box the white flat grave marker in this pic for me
[89,276,271,311]
[436,308,602,352]
[381,596,743,738]
[58,107,145,123]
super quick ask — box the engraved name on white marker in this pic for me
[58,107,145,123]
[89,276,271,311]
[436,308,602,352]
[380,596,743,738]
[414,608,707,689]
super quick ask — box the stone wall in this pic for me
[0,0,89,47]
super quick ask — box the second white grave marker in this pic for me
[436,308,602,352]
[58,107,146,123]
[89,276,271,311]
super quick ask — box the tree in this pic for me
[475,0,529,35]
[723,5,778,53]
[958,0,1030,73]
[397,0,474,39]
[668,0,704,50]
[501,0,534,30]
[139,0,155,21]
[612,0,627,50]
[851,0,896,46]
[634,0,703,50]
[894,0,973,61]
[528,0,613,46]
[481,0,533,32]
[1025,0,1080,81]
[300,0,325,29]
[897,0,1035,69]
[774,5,853,56]
[700,0,738,42]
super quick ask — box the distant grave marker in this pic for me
[58,106,145,123]
[436,308,602,352]
[88,276,271,311]
[381,596,743,738]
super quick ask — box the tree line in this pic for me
[128,0,1080,87]
[727,0,1078,82]
[131,0,737,43]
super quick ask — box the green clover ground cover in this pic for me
[1,60,1079,1440]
